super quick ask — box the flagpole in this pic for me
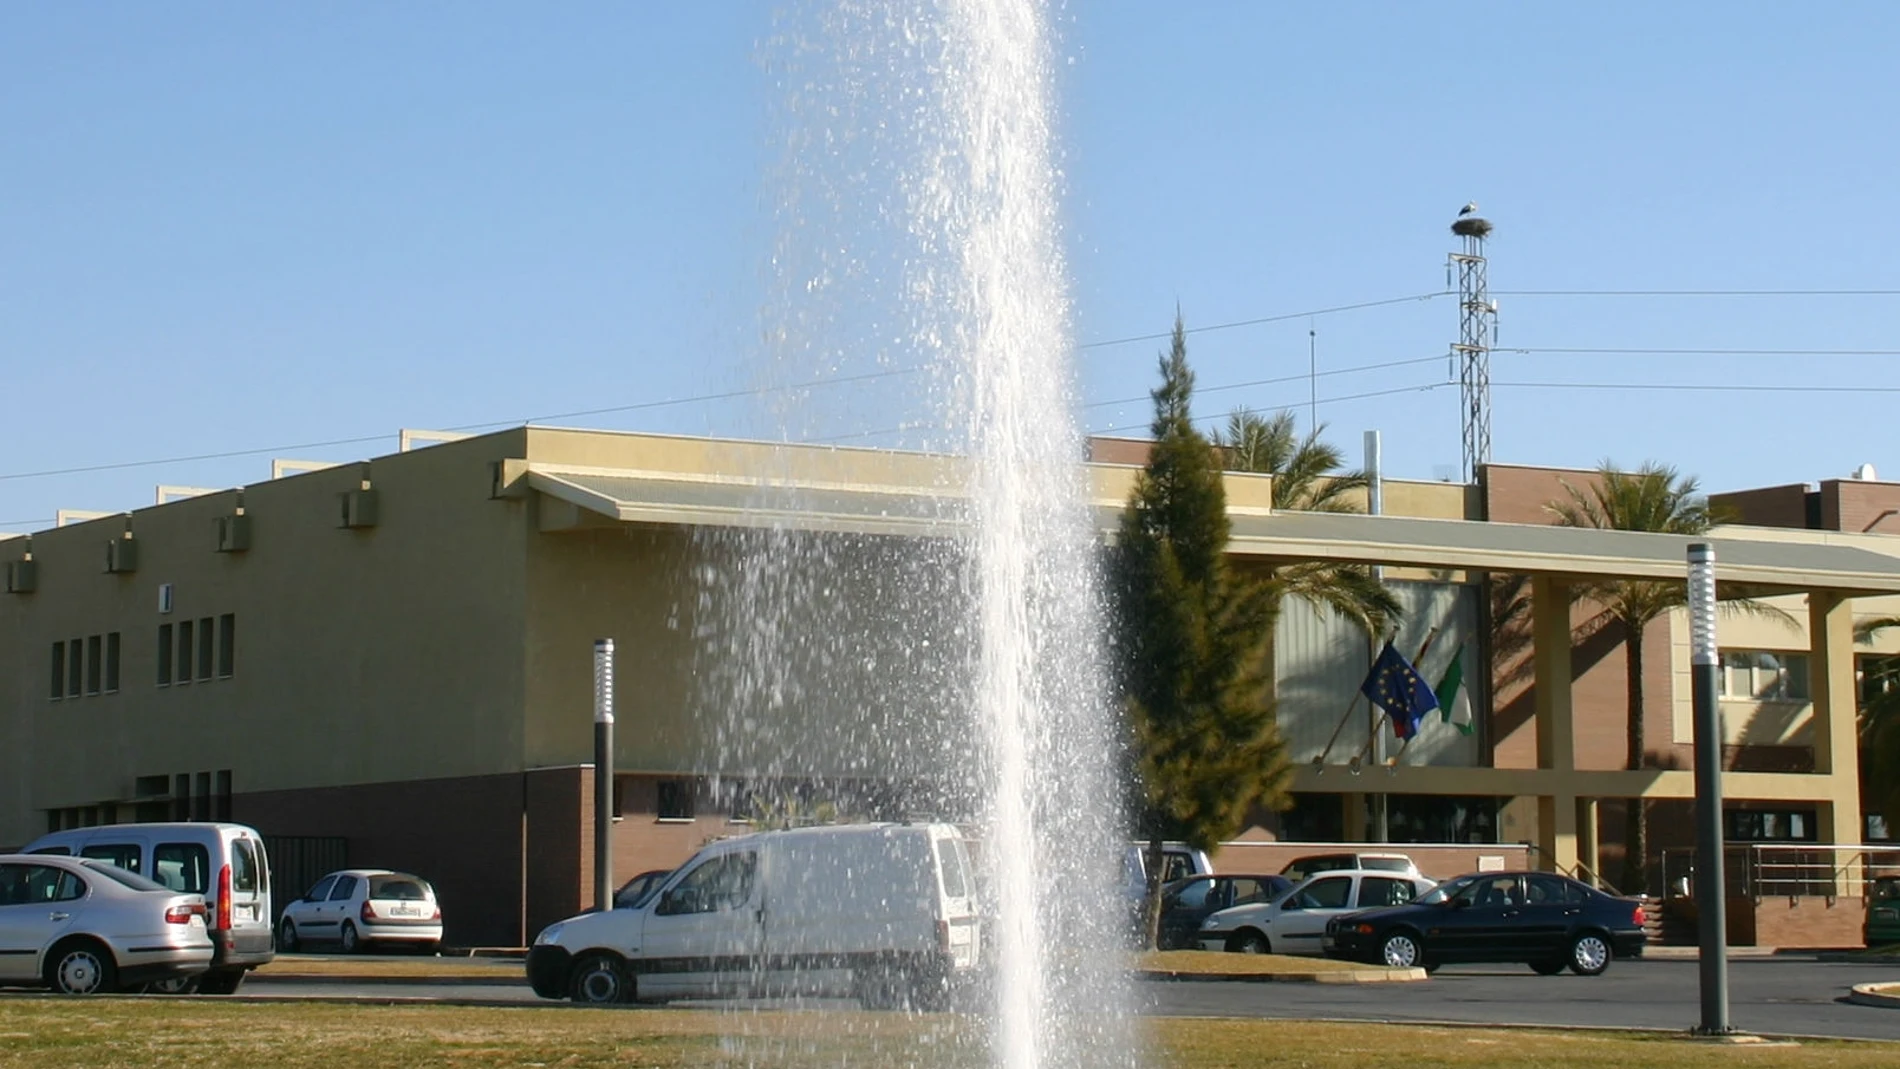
[1385,628,1443,767]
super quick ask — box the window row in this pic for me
[48,633,121,700]
[1719,649,1810,702]
[158,615,236,686]
[45,769,233,833]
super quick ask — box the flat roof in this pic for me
[524,462,1900,594]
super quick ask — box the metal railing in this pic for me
[1660,843,1900,902]
[1519,840,1628,897]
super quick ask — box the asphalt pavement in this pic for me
[232,954,1900,1041]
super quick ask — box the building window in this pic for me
[158,624,174,686]
[196,616,214,680]
[215,770,233,822]
[67,638,82,698]
[172,773,191,821]
[193,772,211,822]
[176,620,194,686]
[658,780,695,821]
[1869,814,1892,842]
[50,643,65,700]
[86,635,103,695]
[217,614,236,677]
[105,632,121,693]
[1724,808,1818,842]
[1720,650,1810,702]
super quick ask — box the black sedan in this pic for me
[1156,874,1292,950]
[1323,871,1646,975]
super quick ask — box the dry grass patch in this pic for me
[1135,950,1367,975]
[255,957,522,980]
[2,1000,1897,1068]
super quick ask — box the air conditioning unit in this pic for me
[337,488,379,529]
[4,559,35,593]
[105,537,139,574]
[214,514,252,553]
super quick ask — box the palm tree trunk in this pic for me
[1623,618,1649,895]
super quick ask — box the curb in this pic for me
[1137,967,1425,984]
[1847,982,1900,1009]
[1640,946,1782,960]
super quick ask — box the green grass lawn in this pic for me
[1,1000,1895,1069]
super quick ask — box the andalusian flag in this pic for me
[1435,644,1475,736]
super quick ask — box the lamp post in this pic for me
[593,638,615,914]
[1687,544,1731,1034]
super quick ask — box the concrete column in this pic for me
[1531,576,1576,773]
[1809,592,1865,896]
[1577,797,1601,886]
[1538,792,1580,875]
[1343,793,1366,841]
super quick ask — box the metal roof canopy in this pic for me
[525,464,1900,595]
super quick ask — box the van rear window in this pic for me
[80,844,143,875]
[935,839,968,899]
[154,843,211,894]
[230,840,258,894]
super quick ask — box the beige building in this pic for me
[5,427,1900,947]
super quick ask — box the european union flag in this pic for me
[1359,641,1440,740]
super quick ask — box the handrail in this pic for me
[1518,840,1629,897]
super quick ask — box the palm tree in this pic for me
[1852,619,1900,840]
[1546,460,1779,893]
[1215,409,1400,633]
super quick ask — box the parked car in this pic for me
[1867,875,1900,946]
[529,823,980,1009]
[277,869,442,953]
[1198,869,1436,955]
[613,869,672,910]
[1279,852,1420,883]
[1323,870,1646,975]
[23,822,273,993]
[0,853,214,994]
[1155,874,1293,950]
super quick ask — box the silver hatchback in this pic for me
[0,854,214,994]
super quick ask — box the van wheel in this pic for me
[570,953,632,1004]
[338,921,361,954]
[1226,931,1271,955]
[277,918,301,953]
[198,970,245,995]
[855,965,907,1011]
[47,939,117,995]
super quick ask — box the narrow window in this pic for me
[193,772,211,821]
[105,633,121,693]
[172,773,191,821]
[158,624,174,686]
[86,635,103,695]
[196,616,214,680]
[657,779,695,820]
[67,639,82,698]
[215,770,232,822]
[50,643,65,700]
[176,621,194,686]
[217,614,235,677]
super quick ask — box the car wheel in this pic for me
[339,921,361,954]
[570,953,632,1005]
[1530,959,1567,976]
[47,939,117,995]
[1379,932,1423,969]
[198,969,245,995]
[145,975,200,995]
[277,918,301,953]
[1568,932,1611,976]
[1226,931,1271,955]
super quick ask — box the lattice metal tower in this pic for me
[1449,209,1497,484]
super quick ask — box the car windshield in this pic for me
[1415,875,1479,906]
[82,860,169,893]
[618,871,671,909]
[368,875,432,901]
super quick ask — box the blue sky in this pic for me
[6,2,1899,532]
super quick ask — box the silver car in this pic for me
[0,853,214,994]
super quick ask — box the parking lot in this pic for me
[223,953,1900,1042]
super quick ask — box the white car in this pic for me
[0,853,214,994]
[1197,868,1436,956]
[277,869,442,954]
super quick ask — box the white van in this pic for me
[527,823,980,1009]
[24,822,274,993]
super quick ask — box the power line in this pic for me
[1504,346,1900,357]
[1493,381,1900,395]
[1076,292,1448,350]
[1083,354,1447,413]
[1494,289,1900,297]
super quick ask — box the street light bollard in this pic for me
[1687,544,1731,1035]
[594,638,615,914]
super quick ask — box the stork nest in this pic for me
[1451,216,1494,239]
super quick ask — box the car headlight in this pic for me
[534,922,565,946]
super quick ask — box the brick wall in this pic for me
[1820,480,1900,535]
[1710,484,1811,529]
[1748,895,1866,949]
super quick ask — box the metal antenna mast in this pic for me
[1448,205,1497,483]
